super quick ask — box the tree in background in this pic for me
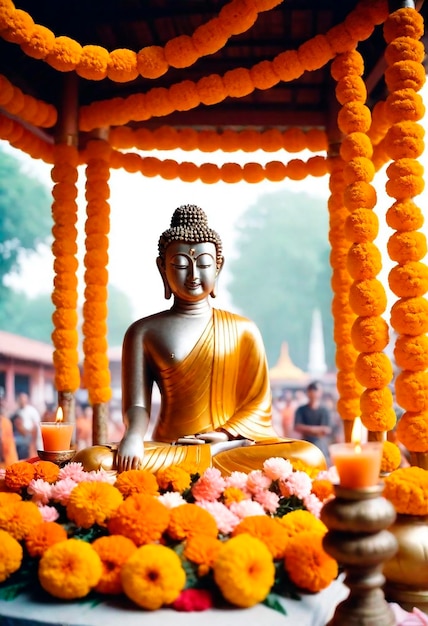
[227,189,334,371]
[0,146,52,329]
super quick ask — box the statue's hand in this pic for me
[194,431,229,443]
[116,431,145,473]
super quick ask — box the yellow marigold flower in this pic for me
[32,460,60,483]
[277,509,327,539]
[38,538,102,599]
[232,516,288,559]
[4,461,36,491]
[184,534,223,576]
[223,486,247,505]
[311,479,335,502]
[213,533,275,607]
[284,531,338,592]
[0,500,43,540]
[290,460,319,479]
[0,529,23,583]
[115,469,159,498]
[92,534,137,595]
[384,467,428,515]
[381,441,402,474]
[156,465,191,492]
[107,493,170,546]
[25,521,68,557]
[121,544,186,610]
[66,481,123,528]
[167,503,218,541]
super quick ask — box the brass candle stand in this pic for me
[321,483,398,626]
[37,449,76,467]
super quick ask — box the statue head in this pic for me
[157,204,224,300]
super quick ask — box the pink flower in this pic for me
[158,492,186,508]
[246,469,271,495]
[172,588,214,612]
[192,467,226,502]
[0,469,5,480]
[263,457,293,481]
[50,477,78,504]
[224,471,249,491]
[317,466,339,483]
[254,489,280,514]
[37,504,60,522]
[84,469,116,484]
[196,500,240,534]
[228,499,266,519]
[27,478,53,504]
[303,493,323,518]
[280,471,312,500]
[58,462,88,482]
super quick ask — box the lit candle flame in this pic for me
[351,417,362,453]
[55,407,64,424]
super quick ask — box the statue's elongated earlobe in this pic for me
[156,257,172,300]
[210,257,224,298]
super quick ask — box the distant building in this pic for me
[0,331,55,414]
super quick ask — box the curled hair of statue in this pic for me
[158,204,223,269]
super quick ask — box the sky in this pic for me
[3,82,428,324]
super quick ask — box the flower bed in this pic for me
[0,457,340,613]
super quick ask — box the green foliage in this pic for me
[227,189,334,371]
[0,146,52,282]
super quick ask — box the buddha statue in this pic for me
[75,204,326,475]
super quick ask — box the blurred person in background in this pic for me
[294,380,333,465]
[0,388,18,467]
[14,392,42,458]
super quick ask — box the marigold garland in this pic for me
[381,440,402,474]
[383,6,428,453]
[383,466,428,515]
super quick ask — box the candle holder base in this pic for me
[37,449,76,467]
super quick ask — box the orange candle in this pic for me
[329,442,383,489]
[41,408,74,451]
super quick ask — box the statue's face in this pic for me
[164,241,218,301]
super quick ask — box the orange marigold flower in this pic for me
[0,492,22,504]
[39,538,102,599]
[4,461,36,491]
[108,493,170,546]
[277,509,327,539]
[213,534,275,607]
[384,467,428,515]
[115,469,159,498]
[396,411,428,452]
[311,479,335,502]
[32,460,60,483]
[25,521,68,557]
[184,534,223,576]
[222,486,247,505]
[92,534,137,595]
[396,370,428,413]
[0,500,43,540]
[156,465,191,492]
[167,503,218,541]
[121,544,186,610]
[0,529,23,583]
[232,515,288,559]
[284,532,338,592]
[381,441,402,474]
[66,481,123,528]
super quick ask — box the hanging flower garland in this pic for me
[0,0,283,83]
[332,49,396,439]
[50,143,81,395]
[109,149,328,184]
[0,112,54,162]
[328,152,362,438]
[381,8,428,456]
[109,125,328,154]
[82,139,112,407]
[0,73,57,128]
[78,0,388,132]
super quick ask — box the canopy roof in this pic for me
[1,0,427,145]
